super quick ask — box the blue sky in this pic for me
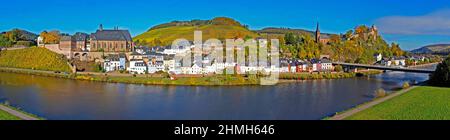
[1,0,450,50]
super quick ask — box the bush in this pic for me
[374,88,386,98]
[402,82,410,89]
[334,65,343,72]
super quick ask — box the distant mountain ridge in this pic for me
[148,17,246,31]
[411,44,450,54]
[1,29,38,41]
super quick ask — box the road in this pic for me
[328,86,418,120]
[0,104,39,120]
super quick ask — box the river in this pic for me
[0,66,435,120]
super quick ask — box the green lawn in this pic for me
[346,86,450,120]
[0,109,21,120]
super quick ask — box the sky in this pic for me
[1,0,450,50]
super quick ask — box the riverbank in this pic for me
[327,86,450,120]
[279,70,382,81]
[407,62,439,68]
[0,103,42,120]
[1,66,382,86]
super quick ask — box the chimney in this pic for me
[99,24,103,31]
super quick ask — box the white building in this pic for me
[147,63,158,74]
[393,59,406,66]
[374,53,382,62]
[162,45,192,55]
[37,36,44,47]
[103,55,121,72]
[320,59,333,71]
[128,59,147,74]
[191,62,203,74]
[181,67,193,74]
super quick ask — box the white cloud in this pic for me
[375,9,450,35]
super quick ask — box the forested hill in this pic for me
[277,25,404,64]
[0,29,38,47]
[255,27,335,39]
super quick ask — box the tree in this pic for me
[0,35,13,47]
[334,65,343,72]
[355,25,369,37]
[284,32,297,45]
[390,43,404,57]
[40,31,60,44]
[429,56,450,87]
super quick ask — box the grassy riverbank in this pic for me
[344,86,450,120]
[0,103,43,120]
[74,74,260,86]
[279,70,382,80]
[0,109,21,120]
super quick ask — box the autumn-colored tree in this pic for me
[40,31,60,44]
[329,34,341,44]
[391,43,404,56]
[355,25,369,36]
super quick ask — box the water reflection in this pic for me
[0,66,434,120]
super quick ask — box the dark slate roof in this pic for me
[320,58,332,63]
[91,29,132,41]
[106,54,120,61]
[60,35,73,41]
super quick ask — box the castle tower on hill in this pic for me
[370,24,378,40]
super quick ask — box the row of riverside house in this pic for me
[279,58,334,73]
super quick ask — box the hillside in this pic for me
[255,27,335,39]
[134,17,259,46]
[411,44,450,54]
[0,47,72,73]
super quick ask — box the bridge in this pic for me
[332,62,435,74]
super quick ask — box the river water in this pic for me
[0,66,435,120]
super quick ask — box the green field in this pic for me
[346,86,450,120]
[0,109,21,120]
[0,47,72,73]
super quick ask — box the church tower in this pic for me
[315,22,321,43]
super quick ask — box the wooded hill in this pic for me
[0,29,38,47]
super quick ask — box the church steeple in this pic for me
[315,22,320,43]
[99,24,104,31]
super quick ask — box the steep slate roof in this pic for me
[91,29,132,41]
[60,35,73,41]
